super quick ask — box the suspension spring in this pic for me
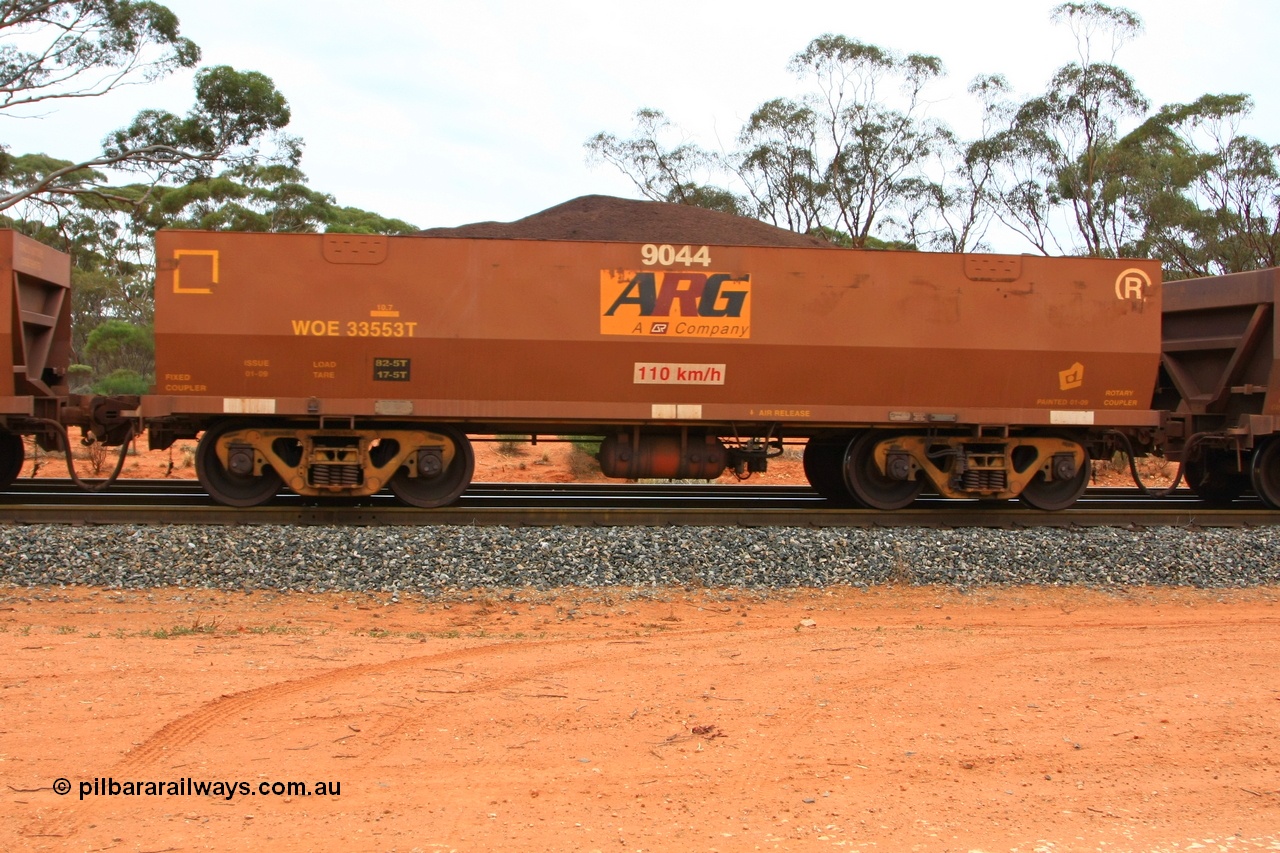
[961,468,1007,492]
[310,464,363,487]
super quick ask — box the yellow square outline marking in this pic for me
[173,249,219,294]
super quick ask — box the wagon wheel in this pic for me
[0,431,24,487]
[389,426,474,508]
[1019,451,1090,511]
[843,431,921,510]
[1184,448,1250,506]
[196,420,283,507]
[802,436,855,504]
[1250,439,1280,509]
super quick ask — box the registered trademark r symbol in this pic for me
[1114,268,1151,300]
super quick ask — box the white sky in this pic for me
[3,0,1278,238]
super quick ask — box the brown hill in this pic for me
[417,195,838,248]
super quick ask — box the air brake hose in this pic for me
[33,418,135,492]
[1103,429,1200,498]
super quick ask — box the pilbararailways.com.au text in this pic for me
[61,777,341,801]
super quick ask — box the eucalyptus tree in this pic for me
[993,2,1150,256]
[584,108,742,214]
[586,36,953,247]
[990,2,1278,273]
[0,1,295,215]
[896,73,1013,253]
[737,35,949,248]
[0,0,196,123]
[0,1,414,394]
[1120,94,1279,276]
[735,97,825,233]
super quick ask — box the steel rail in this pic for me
[0,480,1272,527]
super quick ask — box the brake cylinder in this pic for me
[598,433,728,480]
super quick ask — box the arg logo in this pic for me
[600,270,752,339]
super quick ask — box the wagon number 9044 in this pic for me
[641,244,711,267]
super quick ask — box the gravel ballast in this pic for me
[1,525,1277,593]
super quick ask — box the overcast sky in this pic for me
[5,0,1278,237]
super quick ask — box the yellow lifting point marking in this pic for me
[173,249,219,294]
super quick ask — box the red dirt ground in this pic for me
[2,586,1277,852]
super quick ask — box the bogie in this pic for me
[797,431,1092,510]
[388,426,474,508]
[194,421,474,508]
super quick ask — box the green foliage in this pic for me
[977,1,1276,271]
[84,318,153,379]
[568,438,603,479]
[496,435,525,456]
[737,98,823,233]
[139,167,329,231]
[6,66,297,214]
[805,226,912,250]
[587,36,953,249]
[587,36,950,248]
[998,49,1150,255]
[666,185,744,216]
[322,205,418,235]
[101,65,291,163]
[570,437,602,456]
[92,368,150,396]
[85,318,153,356]
[864,234,918,252]
[805,225,852,247]
[1117,94,1279,276]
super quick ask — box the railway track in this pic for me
[0,479,1272,527]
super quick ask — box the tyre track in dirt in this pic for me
[17,624,743,845]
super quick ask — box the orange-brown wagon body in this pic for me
[146,231,1162,429]
[141,230,1165,507]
